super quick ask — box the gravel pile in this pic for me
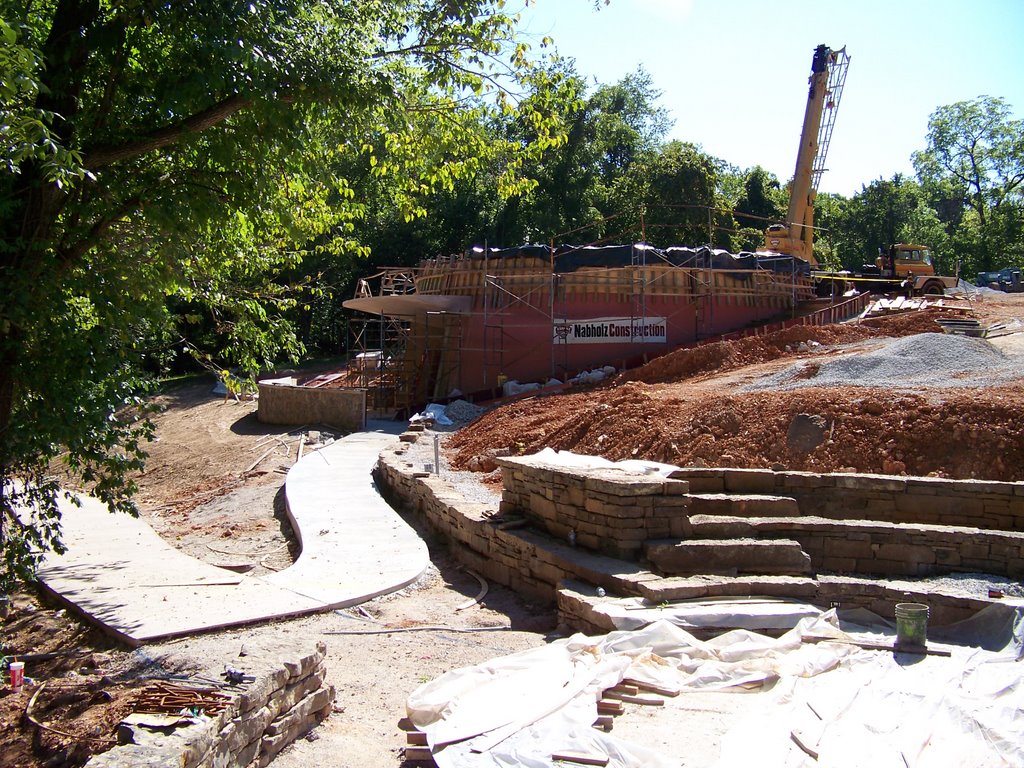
[445,399,487,425]
[745,333,1019,392]
[401,429,502,507]
[918,573,1024,599]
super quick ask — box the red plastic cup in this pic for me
[9,661,24,692]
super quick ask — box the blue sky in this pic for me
[517,0,1024,196]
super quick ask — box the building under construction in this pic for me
[328,43,854,417]
[341,243,821,415]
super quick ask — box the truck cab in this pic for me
[875,244,937,279]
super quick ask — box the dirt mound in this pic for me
[621,310,941,385]
[449,309,1024,482]
[448,383,1024,481]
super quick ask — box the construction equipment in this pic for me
[762,44,850,268]
[763,44,959,297]
[831,243,959,296]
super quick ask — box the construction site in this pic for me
[3,42,1024,768]
[4,287,1022,768]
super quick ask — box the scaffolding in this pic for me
[345,243,815,412]
[346,269,465,417]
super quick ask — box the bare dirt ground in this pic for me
[450,300,1024,482]
[3,291,1023,767]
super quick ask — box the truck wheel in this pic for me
[922,282,944,296]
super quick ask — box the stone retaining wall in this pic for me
[87,642,334,768]
[376,441,1017,632]
[257,379,366,431]
[672,468,1024,531]
[497,456,691,559]
[691,516,1024,579]
[376,444,681,603]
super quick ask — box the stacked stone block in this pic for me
[673,468,1024,531]
[688,515,1024,578]
[497,457,691,559]
[86,642,334,768]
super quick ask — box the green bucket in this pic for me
[895,602,929,648]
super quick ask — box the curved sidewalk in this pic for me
[34,421,428,646]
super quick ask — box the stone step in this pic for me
[636,573,820,603]
[686,515,1024,580]
[557,574,1008,637]
[557,578,821,638]
[688,493,800,518]
[644,537,813,577]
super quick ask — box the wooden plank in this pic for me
[790,729,820,760]
[801,636,952,657]
[602,688,634,700]
[622,678,681,697]
[406,731,428,746]
[596,699,624,715]
[552,752,610,766]
[617,694,664,706]
[404,746,434,762]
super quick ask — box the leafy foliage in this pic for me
[733,166,786,251]
[913,96,1024,273]
[0,0,574,589]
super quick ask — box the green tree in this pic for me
[838,175,946,270]
[812,192,850,270]
[486,65,671,243]
[629,141,727,247]
[0,0,570,589]
[733,166,786,251]
[913,96,1024,272]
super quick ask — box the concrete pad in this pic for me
[34,420,428,645]
[35,492,325,645]
[266,421,429,605]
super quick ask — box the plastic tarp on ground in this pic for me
[594,594,825,633]
[526,446,681,478]
[406,606,1024,768]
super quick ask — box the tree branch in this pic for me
[83,94,254,169]
[59,197,141,265]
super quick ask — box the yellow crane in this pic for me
[763,45,958,296]
[762,44,849,268]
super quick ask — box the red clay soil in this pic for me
[0,595,139,768]
[618,310,944,385]
[448,308,1024,482]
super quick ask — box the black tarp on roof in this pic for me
[458,242,810,276]
[464,244,552,261]
[552,243,667,273]
[664,247,758,271]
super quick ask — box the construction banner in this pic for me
[553,317,668,345]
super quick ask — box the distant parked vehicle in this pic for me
[976,268,1023,293]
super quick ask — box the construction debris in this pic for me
[132,680,232,717]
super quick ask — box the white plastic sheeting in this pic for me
[593,595,824,632]
[528,447,680,478]
[406,606,1024,768]
[410,403,454,426]
[717,605,1024,768]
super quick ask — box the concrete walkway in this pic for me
[34,421,428,646]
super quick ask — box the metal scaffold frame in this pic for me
[343,211,816,409]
